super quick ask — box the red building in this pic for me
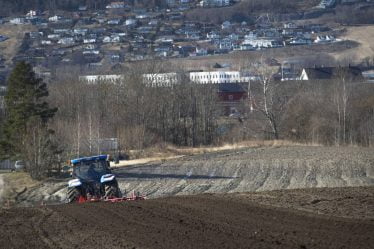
[217,83,247,115]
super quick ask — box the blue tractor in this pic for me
[67,155,122,203]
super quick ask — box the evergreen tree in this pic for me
[0,61,58,179]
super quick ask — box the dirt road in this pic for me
[0,175,3,204]
[0,187,373,249]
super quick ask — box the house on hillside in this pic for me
[207,31,220,40]
[244,38,282,48]
[200,0,231,7]
[299,66,364,81]
[10,17,28,24]
[106,2,125,9]
[318,0,336,8]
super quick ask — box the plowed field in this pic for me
[1,187,373,249]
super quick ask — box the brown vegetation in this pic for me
[45,60,374,167]
[186,0,320,24]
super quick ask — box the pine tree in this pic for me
[0,61,58,178]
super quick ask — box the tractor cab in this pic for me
[71,155,111,182]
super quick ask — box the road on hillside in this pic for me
[0,175,3,203]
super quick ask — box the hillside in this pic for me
[7,145,374,206]
[333,25,374,62]
[0,24,35,68]
[186,0,321,24]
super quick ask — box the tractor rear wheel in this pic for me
[104,183,121,199]
[67,188,81,203]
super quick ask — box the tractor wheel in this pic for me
[67,188,81,203]
[104,183,122,199]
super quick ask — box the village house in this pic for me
[221,21,231,30]
[58,37,75,45]
[41,40,52,45]
[244,38,282,48]
[219,38,234,50]
[48,15,63,22]
[288,37,312,45]
[299,66,363,81]
[107,18,121,25]
[207,31,220,40]
[217,83,247,116]
[10,17,28,25]
[74,28,88,36]
[314,35,336,43]
[196,47,208,56]
[78,5,88,11]
[318,0,336,8]
[106,2,125,9]
[200,0,231,7]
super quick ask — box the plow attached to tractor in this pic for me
[67,155,145,204]
[76,190,146,204]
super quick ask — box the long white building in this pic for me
[190,71,244,84]
[79,74,124,83]
[142,73,180,87]
[80,71,257,85]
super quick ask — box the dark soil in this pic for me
[0,187,373,249]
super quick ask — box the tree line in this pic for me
[0,61,373,179]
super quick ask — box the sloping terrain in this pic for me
[11,146,374,206]
[0,175,4,203]
[0,187,373,249]
[333,25,374,62]
[0,24,35,66]
[116,146,374,199]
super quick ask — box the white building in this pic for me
[207,31,220,40]
[243,38,282,48]
[41,40,52,45]
[106,2,125,9]
[74,28,88,35]
[26,10,39,17]
[48,34,60,40]
[314,35,336,43]
[200,0,230,7]
[83,38,97,44]
[143,73,180,87]
[58,37,75,45]
[83,50,100,55]
[10,17,27,24]
[190,71,245,84]
[125,19,137,26]
[48,15,63,22]
[318,0,336,8]
[79,75,124,83]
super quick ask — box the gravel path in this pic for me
[0,175,4,204]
